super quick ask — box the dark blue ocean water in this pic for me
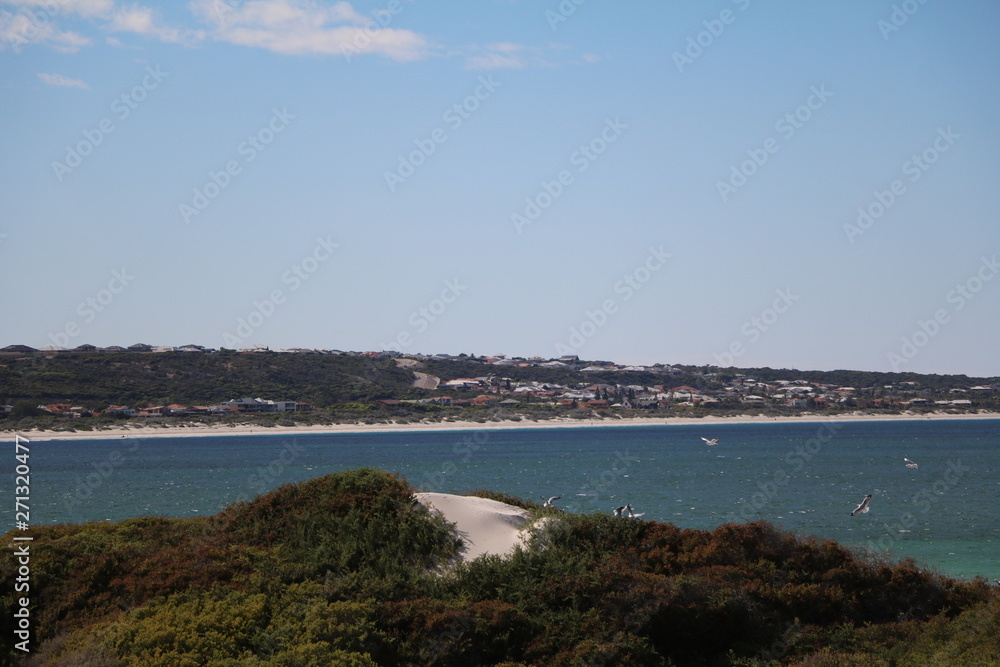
[4,419,998,581]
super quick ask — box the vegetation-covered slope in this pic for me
[3,469,998,665]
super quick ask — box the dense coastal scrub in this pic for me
[3,469,998,665]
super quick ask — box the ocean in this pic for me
[6,418,999,582]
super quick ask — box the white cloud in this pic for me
[463,42,554,70]
[465,51,526,70]
[191,0,433,61]
[37,72,89,88]
[2,0,115,18]
[0,9,91,52]
[106,5,200,44]
[1,1,198,51]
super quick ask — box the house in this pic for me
[429,396,453,407]
[443,378,481,389]
[0,344,38,357]
[104,405,137,417]
[220,397,299,413]
[41,403,75,415]
[73,344,99,352]
[472,395,497,407]
[138,406,169,417]
[128,343,153,352]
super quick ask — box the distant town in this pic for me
[2,343,997,427]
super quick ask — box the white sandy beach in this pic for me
[12,410,1000,441]
[415,492,540,563]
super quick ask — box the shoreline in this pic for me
[12,410,1000,441]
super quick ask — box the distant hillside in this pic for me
[686,364,997,392]
[1,351,997,431]
[0,351,419,409]
[3,469,998,665]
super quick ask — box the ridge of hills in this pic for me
[2,349,997,405]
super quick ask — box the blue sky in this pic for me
[1,0,998,376]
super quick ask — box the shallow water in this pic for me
[4,418,998,581]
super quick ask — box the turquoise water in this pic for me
[4,419,998,582]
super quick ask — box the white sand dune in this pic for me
[415,492,540,563]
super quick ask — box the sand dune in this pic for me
[415,492,540,563]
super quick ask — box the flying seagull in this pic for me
[851,494,872,516]
[904,458,918,469]
[613,505,628,518]
[627,504,645,519]
[701,437,718,446]
[541,496,561,507]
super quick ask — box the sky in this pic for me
[1,0,998,377]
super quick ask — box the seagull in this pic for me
[904,458,918,469]
[541,496,561,507]
[613,505,628,518]
[626,504,645,519]
[851,494,872,516]
[701,437,718,446]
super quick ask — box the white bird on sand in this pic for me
[904,458,918,469]
[851,494,872,516]
[541,496,561,507]
[701,437,718,446]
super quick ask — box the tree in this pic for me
[11,400,40,419]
